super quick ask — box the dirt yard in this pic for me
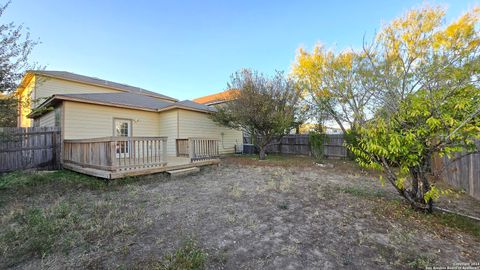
[1,155,479,269]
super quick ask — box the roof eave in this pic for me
[15,72,35,95]
[157,105,214,114]
[29,95,216,118]
[27,95,57,118]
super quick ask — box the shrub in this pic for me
[309,132,327,160]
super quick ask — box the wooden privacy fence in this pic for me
[0,127,61,172]
[261,134,348,158]
[432,140,480,200]
[323,134,348,158]
[265,134,310,155]
[63,136,168,172]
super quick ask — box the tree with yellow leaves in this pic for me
[352,6,480,212]
[292,45,375,133]
[364,5,479,114]
[294,5,479,211]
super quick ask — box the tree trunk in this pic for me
[259,147,267,160]
[419,171,433,213]
[410,168,419,199]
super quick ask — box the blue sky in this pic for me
[3,0,479,100]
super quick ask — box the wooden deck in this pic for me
[62,137,220,179]
[63,156,220,179]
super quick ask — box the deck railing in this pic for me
[188,137,219,162]
[176,139,189,157]
[63,136,168,172]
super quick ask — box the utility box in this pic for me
[242,144,256,154]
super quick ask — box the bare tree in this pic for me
[211,69,301,160]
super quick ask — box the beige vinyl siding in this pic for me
[178,109,242,154]
[158,109,179,156]
[34,76,121,105]
[37,110,55,127]
[63,101,160,140]
[18,76,36,127]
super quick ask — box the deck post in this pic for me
[109,141,116,169]
[162,138,167,164]
[188,138,195,161]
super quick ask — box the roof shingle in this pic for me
[31,92,216,117]
[28,70,178,102]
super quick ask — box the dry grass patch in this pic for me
[0,161,478,269]
[136,239,207,270]
[338,185,480,240]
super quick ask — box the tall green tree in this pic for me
[211,69,301,160]
[350,6,480,211]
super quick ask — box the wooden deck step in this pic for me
[167,167,200,177]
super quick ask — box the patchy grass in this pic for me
[0,170,106,191]
[371,198,480,239]
[223,154,379,178]
[0,171,154,268]
[339,185,480,239]
[0,203,78,258]
[433,212,480,238]
[1,202,79,265]
[338,186,387,198]
[223,154,316,168]
[0,197,151,267]
[0,170,156,193]
[141,239,207,270]
[0,161,479,268]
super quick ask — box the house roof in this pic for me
[54,93,172,111]
[30,92,215,118]
[25,70,178,102]
[193,89,239,105]
[170,100,216,112]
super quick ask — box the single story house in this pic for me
[15,70,243,178]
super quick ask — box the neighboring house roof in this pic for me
[24,70,178,102]
[29,92,215,118]
[166,100,217,112]
[193,89,238,105]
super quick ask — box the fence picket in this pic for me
[0,127,61,172]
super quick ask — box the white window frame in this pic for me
[113,118,132,158]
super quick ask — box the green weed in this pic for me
[145,239,207,270]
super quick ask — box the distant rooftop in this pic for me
[193,89,239,105]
